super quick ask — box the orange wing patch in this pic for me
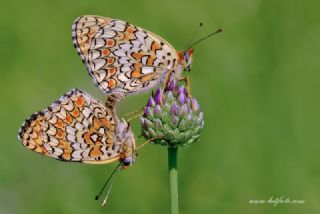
[55,118,64,129]
[107,67,117,77]
[107,79,117,89]
[102,49,111,56]
[75,96,85,107]
[65,113,73,124]
[56,129,64,139]
[131,52,143,61]
[62,149,72,160]
[107,57,115,65]
[147,56,156,66]
[70,106,80,118]
[141,73,156,82]
[89,145,102,158]
[151,42,161,52]
[131,68,142,78]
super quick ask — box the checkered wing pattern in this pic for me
[18,89,124,164]
[72,15,179,95]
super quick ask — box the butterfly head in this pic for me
[116,120,136,169]
[180,49,193,72]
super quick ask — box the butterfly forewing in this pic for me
[18,89,125,163]
[72,15,179,95]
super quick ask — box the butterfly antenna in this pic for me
[101,168,120,207]
[102,187,112,207]
[95,163,121,201]
[185,22,203,50]
[187,28,223,49]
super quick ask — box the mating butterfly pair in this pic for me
[19,15,197,169]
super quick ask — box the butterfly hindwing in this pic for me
[72,15,179,95]
[18,89,123,163]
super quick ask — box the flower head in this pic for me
[140,77,204,147]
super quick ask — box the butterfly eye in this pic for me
[187,65,191,71]
[122,157,133,166]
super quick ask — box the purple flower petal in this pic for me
[180,104,189,116]
[166,77,177,91]
[154,105,162,116]
[171,103,180,116]
[178,86,187,96]
[154,89,164,105]
[140,118,148,129]
[146,97,155,107]
[191,98,200,113]
[178,93,186,105]
[144,106,151,117]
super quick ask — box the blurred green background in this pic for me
[1,0,320,213]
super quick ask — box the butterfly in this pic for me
[18,88,136,168]
[72,15,196,96]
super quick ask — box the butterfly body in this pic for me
[18,89,136,168]
[72,15,193,96]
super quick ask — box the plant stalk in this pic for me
[168,147,179,214]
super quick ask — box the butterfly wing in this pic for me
[18,89,124,164]
[72,15,179,95]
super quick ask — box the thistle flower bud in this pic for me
[178,93,186,105]
[180,104,189,117]
[165,78,177,91]
[154,105,162,117]
[191,98,200,113]
[171,115,179,127]
[144,106,152,117]
[154,119,162,130]
[171,103,180,116]
[178,86,187,96]
[140,76,204,147]
[146,97,155,107]
[154,89,164,105]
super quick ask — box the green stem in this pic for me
[168,147,179,214]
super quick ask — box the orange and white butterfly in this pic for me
[72,15,196,96]
[18,89,136,168]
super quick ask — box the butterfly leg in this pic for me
[136,136,164,150]
[162,69,173,93]
[126,112,144,122]
[178,76,197,109]
[178,76,191,96]
[123,107,144,119]
[157,69,174,106]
